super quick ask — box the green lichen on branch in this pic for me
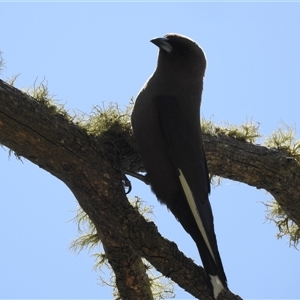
[202,117,261,143]
[264,123,300,163]
[79,101,137,170]
[83,101,133,137]
[24,79,72,118]
[264,200,300,248]
[7,75,79,124]
[263,123,300,247]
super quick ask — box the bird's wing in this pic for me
[156,95,227,294]
[156,96,210,199]
[156,95,217,257]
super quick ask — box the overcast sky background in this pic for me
[1,2,300,299]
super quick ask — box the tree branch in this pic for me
[5,78,299,299]
[203,134,300,228]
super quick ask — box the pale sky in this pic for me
[1,2,300,299]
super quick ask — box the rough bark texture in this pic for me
[203,134,300,229]
[2,78,299,299]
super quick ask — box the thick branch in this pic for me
[203,134,300,228]
[77,188,154,300]
[0,79,241,299]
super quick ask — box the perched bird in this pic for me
[131,33,227,298]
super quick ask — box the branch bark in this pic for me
[2,78,299,299]
[203,134,300,229]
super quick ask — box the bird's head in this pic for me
[151,33,207,80]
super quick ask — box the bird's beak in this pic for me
[150,37,173,53]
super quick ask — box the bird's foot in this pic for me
[122,174,132,194]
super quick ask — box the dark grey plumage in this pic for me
[131,33,227,298]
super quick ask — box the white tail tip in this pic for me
[209,275,224,299]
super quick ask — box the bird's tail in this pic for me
[178,169,227,298]
[195,231,227,299]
